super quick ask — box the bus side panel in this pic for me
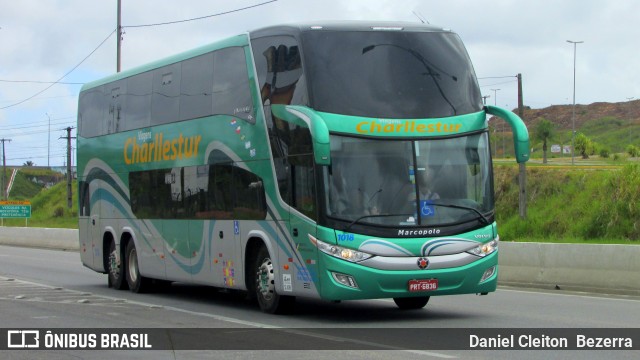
[191,220,238,287]
[282,213,321,298]
[162,220,193,283]
[130,219,167,281]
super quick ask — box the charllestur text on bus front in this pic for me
[355,120,462,134]
[123,132,202,165]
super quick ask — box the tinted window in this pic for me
[251,36,307,108]
[301,31,482,118]
[180,53,214,121]
[124,71,152,131]
[233,166,267,220]
[152,63,181,125]
[213,47,253,122]
[251,36,312,208]
[106,80,126,133]
[78,86,105,138]
[129,164,266,220]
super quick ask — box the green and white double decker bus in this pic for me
[78,22,529,314]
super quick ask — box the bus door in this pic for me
[78,180,95,269]
[286,149,320,293]
[83,180,102,271]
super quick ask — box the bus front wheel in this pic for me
[393,296,430,310]
[253,245,295,314]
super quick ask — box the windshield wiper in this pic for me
[431,203,490,225]
[344,213,413,232]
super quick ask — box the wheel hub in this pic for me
[109,251,119,278]
[256,258,274,301]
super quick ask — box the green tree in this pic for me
[23,161,34,167]
[534,118,555,163]
[627,144,639,158]
[574,133,592,159]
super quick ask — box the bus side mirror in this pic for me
[485,105,530,163]
[271,105,331,166]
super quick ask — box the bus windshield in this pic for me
[301,30,482,118]
[324,132,493,228]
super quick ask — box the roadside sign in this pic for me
[0,200,32,218]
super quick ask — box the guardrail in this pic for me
[0,227,638,296]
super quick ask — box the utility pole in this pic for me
[117,0,122,72]
[517,73,524,118]
[62,128,76,208]
[46,113,51,168]
[567,40,583,166]
[0,139,11,200]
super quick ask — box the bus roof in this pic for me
[80,34,249,92]
[81,21,451,92]
[250,21,450,38]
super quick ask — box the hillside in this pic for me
[490,100,640,156]
[495,164,640,242]
[519,100,640,130]
[2,168,76,228]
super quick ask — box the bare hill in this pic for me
[497,99,640,130]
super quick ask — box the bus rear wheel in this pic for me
[125,241,150,293]
[393,296,430,310]
[107,240,128,290]
[253,245,295,314]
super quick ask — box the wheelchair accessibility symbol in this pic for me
[420,200,435,217]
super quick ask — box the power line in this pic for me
[124,0,278,28]
[478,76,518,80]
[0,121,75,134]
[0,29,116,110]
[0,80,84,85]
[0,116,75,130]
[480,79,518,88]
[0,94,79,105]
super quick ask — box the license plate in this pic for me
[408,279,438,292]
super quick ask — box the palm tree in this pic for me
[534,118,555,164]
[574,133,592,159]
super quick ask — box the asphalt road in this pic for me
[0,245,638,359]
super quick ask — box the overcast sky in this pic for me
[1,0,638,166]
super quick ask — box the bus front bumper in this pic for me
[317,250,498,301]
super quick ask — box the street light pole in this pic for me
[46,113,51,168]
[567,40,583,165]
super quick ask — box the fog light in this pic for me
[331,272,359,289]
[480,265,496,283]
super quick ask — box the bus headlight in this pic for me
[309,235,373,263]
[466,238,498,257]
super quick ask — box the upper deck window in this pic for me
[301,30,482,119]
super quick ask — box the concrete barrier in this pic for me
[499,242,640,295]
[0,227,638,295]
[0,227,79,251]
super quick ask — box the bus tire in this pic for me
[125,241,150,293]
[253,245,295,314]
[393,296,430,310]
[107,240,128,290]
